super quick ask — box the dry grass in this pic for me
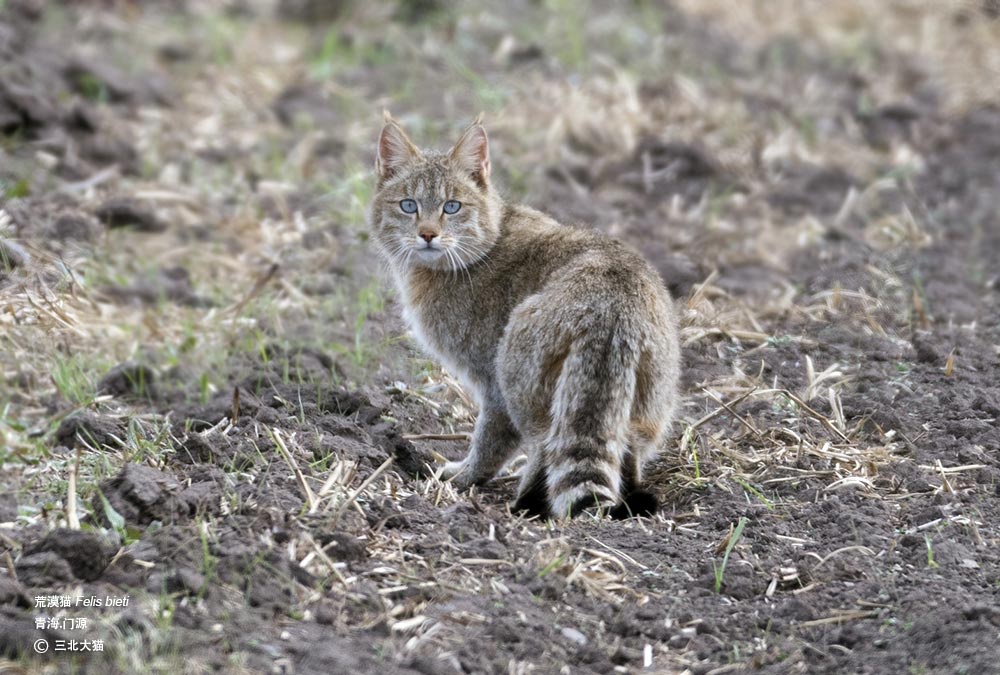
[678,0,1000,112]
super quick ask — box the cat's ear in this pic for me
[376,113,420,181]
[449,119,490,187]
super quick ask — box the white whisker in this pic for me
[447,242,476,289]
[453,238,495,277]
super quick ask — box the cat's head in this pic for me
[369,114,502,273]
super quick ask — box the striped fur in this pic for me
[369,116,680,519]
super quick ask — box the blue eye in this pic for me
[399,199,418,214]
[443,200,461,215]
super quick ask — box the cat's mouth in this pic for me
[414,246,445,262]
[411,243,459,270]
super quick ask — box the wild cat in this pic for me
[369,114,680,518]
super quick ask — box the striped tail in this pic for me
[543,319,640,518]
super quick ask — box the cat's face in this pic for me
[370,118,500,273]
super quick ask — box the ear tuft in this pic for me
[449,122,490,187]
[376,118,419,181]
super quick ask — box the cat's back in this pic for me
[497,204,672,311]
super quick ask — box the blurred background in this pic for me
[1,0,998,390]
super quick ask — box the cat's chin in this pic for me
[409,248,454,270]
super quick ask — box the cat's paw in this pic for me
[440,459,466,479]
[440,460,474,490]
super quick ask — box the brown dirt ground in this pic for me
[1,1,999,674]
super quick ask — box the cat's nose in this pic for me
[418,228,439,243]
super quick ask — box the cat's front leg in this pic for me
[442,395,520,489]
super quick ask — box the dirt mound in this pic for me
[0,8,144,179]
[25,529,112,581]
[95,464,190,526]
